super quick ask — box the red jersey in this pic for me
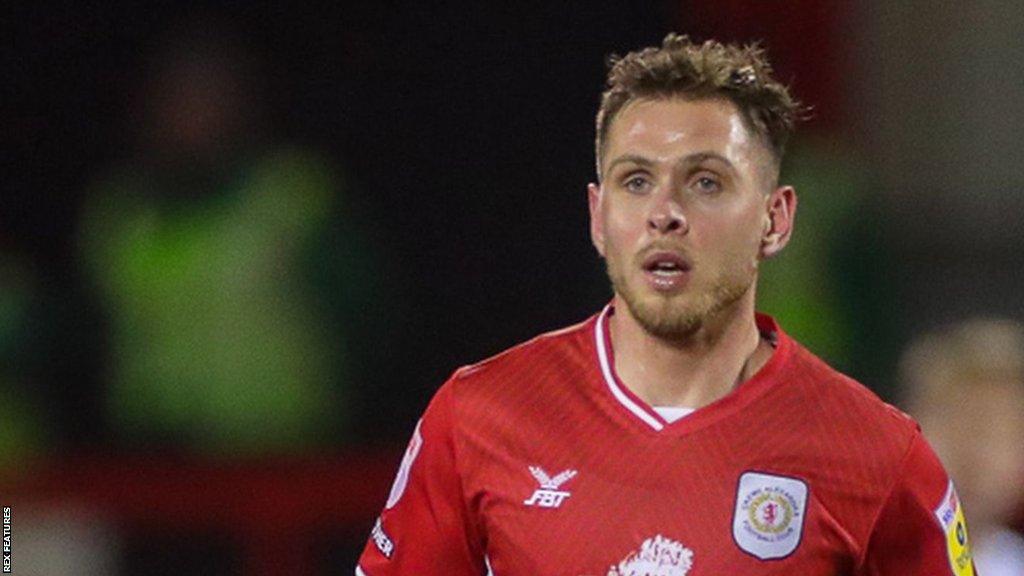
[357,307,976,575]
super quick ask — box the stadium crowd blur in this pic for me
[4,2,1024,574]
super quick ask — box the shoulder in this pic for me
[448,315,596,389]
[783,337,919,450]
[768,333,934,534]
[427,314,598,428]
[754,313,919,452]
[760,332,936,554]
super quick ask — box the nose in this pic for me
[647,195,688,235]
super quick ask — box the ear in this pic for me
[588,182,606,257]
[760,185,797,259]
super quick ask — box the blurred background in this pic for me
[2,0,1022,574]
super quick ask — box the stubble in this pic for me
[607,254,755,341]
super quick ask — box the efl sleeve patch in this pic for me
[933,480,975,576]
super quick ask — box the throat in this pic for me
[609,309,768,410]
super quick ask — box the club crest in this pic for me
[732,471,808,560]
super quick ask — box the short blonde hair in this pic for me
[595,34,803,178]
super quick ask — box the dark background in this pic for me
[6,0,860,447]
[6,2,683,446]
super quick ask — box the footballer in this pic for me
[357,34,977,576]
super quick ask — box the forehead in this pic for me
[604,97,768,171]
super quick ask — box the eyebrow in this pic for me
[603,151,737,179]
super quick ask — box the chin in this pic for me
[612,270,753,340]
[607,256,754,339]
[634,297,706,339]
[616,287,705,340]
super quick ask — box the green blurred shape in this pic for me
[757,140,896,381]
[758,143,857,367]
[82,148,364,455]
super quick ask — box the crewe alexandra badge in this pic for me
[732,471,808,560]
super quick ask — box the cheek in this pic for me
[603,203,644,250]
[695,207,764,256]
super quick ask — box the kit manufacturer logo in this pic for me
[523,466,577,508]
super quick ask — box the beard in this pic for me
[606,254,755,340]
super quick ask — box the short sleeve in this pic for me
[356,382,485,576]
[858,431,978,576]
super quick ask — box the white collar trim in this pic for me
[595,305,665,431]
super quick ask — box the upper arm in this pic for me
[857,432,977,576]
[356,382,485,576]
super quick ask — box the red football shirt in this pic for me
[357,306,976,575]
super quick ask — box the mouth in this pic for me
[642,251,691,275]
[641,251,692,291]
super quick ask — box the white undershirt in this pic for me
[652,406,696,423]
[648,331,775,425]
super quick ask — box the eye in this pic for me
[623,174,653,194]
[692,174,722,195]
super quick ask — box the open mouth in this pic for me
[640,251,692,291]
[642,252,690,276]
[648,261,686,276]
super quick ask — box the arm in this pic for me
[857,431,977,576]
[356,382,486,575]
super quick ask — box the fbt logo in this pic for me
[524,466,577,509]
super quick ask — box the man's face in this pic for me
[589,97,792,339]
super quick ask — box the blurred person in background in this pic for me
[78,18,376,455]
[901,318,1024,576]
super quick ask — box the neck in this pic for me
[608,289,770,409]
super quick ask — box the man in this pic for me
[357,34,976,575]
[901,318,1024,575]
